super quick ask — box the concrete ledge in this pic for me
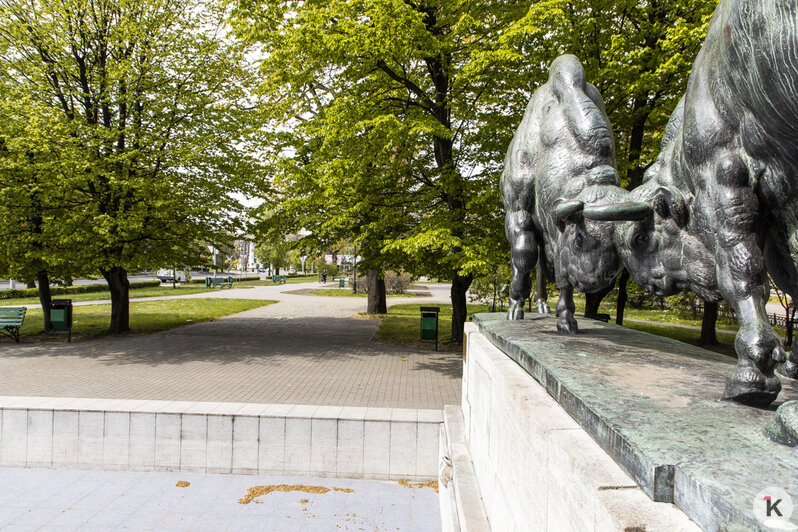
[439,405,490,532]
[444,323,698,531]
[0,396,441,480]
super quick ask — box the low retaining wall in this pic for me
[0,397,441,480]
[439,323,698,531]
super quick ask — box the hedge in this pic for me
[188,275,261,284]
[0,280,161,300]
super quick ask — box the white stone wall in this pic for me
[0,398,441,480]
[441,324,698,531]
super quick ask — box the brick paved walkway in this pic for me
[0,283,461,409]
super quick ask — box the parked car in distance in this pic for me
[156,269,188,283]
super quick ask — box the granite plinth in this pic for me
[473,313,798,532]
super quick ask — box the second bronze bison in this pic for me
[613,0,798,406]
[500,55,650,334]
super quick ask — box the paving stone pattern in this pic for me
[0,283,461,409]
[0,467,442,531]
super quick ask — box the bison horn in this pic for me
[554,200,585,223]
[582,202,653,221]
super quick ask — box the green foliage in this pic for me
[230,1,717,343]
[255,237,301,272]
[0,0,264,331]
[468,264,512,311]
[0,280,160,300]
[230,0,526,284]
[383,271,414,294]
[316,262,339,279]
[503,0,718,186]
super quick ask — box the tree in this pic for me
[699,300,719,346]
[0,0,261,333]
[232,0,538,342]
[255,236,300,274]
[0,80,83,330]
[772,276,796,347]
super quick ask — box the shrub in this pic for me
[384,270,413,294]
[0,280,161,300]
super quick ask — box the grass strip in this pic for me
[237,276,319,287]
[0,285,220,307]
[368,303,491,347]
[16,298,276,342]
[309,289,418,298]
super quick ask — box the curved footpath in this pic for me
[0,282,460,409]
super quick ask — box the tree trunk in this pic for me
[36,270,53,332]
[102,266,130,334]
[616,270,630,325]
[366,269,387,315]
[450,273,473,344]
[787,305,795,347]
[585,278,615,319]
[700,300,719,346]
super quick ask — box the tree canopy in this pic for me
[231,0,717,341]
[0,0,262,332]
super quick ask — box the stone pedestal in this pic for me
[440,315,798,531]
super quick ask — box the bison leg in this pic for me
[780,355,798,379]
[506,210,536,320]
[556,285,578,334]
[534,259,551,314]
[710,156,784,405]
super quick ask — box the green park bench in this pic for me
[272,275,287,284]
[0,307,26,343]
[206,276,233,289]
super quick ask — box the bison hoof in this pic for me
[777,358,798,379]
[536,301,551,314]
[723,365,781,407]
[507,305,524,320]
[557,315,578,335]
[765,401,798,447]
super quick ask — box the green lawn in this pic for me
[0,284,219,307]
[313,288,367,297]
[237,275,318,287]
[15,298,276,342]
[622,321,738,358]
[373,301,787,359]
[368,303,492,348]
[310,289,418,298]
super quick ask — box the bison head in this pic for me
[526,55,653,292]
[554,184,652,292]
[613,185,720,301]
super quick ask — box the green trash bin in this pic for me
[338,278,345,288]
[49,299,73,342]
[420,306,440,351]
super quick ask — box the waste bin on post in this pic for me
[420,306,440,351]
[49,299,73,342]
[338,278,345,288]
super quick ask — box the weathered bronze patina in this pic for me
[500,55,650,334]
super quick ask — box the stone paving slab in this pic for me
[0,283,461,409]
[0,467,441,531]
